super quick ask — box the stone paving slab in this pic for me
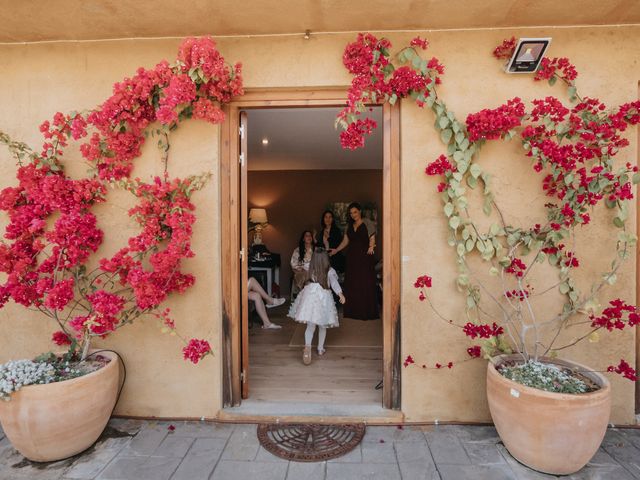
[0,420,640,479]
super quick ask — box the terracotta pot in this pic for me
[487,354,610,475]
[0,351,120,462]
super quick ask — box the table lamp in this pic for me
[249,208,268,246]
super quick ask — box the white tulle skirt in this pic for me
[288,283,339,328]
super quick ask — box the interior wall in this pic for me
[248,169,382,295]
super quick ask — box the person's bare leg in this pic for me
[248,277,274,304]
[248,291,271,326]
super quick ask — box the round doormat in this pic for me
[257,423,366,462]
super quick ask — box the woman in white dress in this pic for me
[288,249,346,365]
[290,230,315,293]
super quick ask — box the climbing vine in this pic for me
[0,37,243,363]
[338,33,640,377]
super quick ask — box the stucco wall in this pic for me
[0,26,638,423]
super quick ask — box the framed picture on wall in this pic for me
[327,202,378,233]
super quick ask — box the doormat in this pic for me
[257,423,366,462]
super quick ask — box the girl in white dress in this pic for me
[288,249,345,365]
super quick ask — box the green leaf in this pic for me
[613,217,624,228]
[404,48,416,61]
[389,93,398,105]
[438,116,450,129]
[466,176,478,189]
[466,295,476,309]
[483,198,492,216]
[567,85,577,100]
[444,202,454,217]
[412,56,422,68]
[489,223,500,236]
[449,216,461,229]
[632,173,640,185]
[459,138,470,151]
[489,267,499,276]
[453,151,464,163]
[606,274,617,285]
[466,238,475,252]
[559,282,570,294]
[441,128,453,144]
[457,243,466,257]
[469,163,482,179]
[548,76,557,86]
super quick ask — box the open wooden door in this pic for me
[239,111,250,399]
[222,90,402,414]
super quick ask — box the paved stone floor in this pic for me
[1,419,639,479]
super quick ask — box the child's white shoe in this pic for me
[317,348,326,356]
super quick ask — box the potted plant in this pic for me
[337,33,640,475]
[0,36,243,462]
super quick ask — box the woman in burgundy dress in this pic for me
[329,202,379,320]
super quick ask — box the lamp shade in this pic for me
[249,208,268,224]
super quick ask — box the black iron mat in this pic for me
[257,423,366,462]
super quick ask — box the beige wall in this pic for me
[0,26,638,423]
[248,169,382,295]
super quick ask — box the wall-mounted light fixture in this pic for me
[303,29,311,40]
[505,38,552,74]
[261,138,269,145]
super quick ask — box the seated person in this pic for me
[290,230,315,292]
[248,277,285,329]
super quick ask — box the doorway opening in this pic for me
[246,106,383,411]
[220,90,401,420]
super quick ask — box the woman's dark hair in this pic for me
[298,230,314,263]
[347,202,362,225]
[319,210,336,232]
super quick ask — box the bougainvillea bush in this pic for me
[338,33,640,390]
[0,37,243,385]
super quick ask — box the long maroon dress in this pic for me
[343,222,379,320]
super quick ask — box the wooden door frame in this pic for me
[220,87,401,410]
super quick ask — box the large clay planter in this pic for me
[0,351,120,462]
[487,354,610,475]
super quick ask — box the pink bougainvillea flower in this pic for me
[607,359,637,382]
[493,37,517,60]
[467,346,482,358]
[414,275,432,289]
[410,36,429,50]
[52,330,72,346]
[183,339,212,364]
